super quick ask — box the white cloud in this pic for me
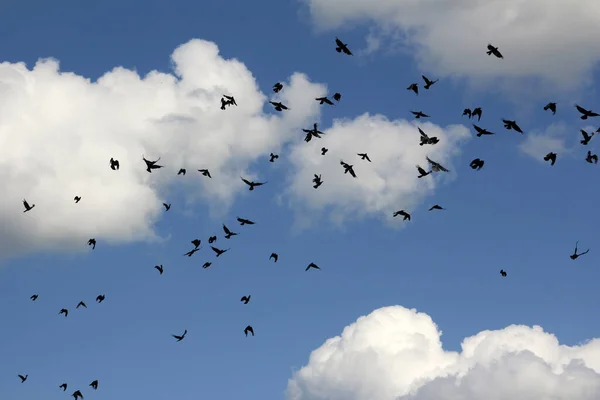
[282,114,470,228]
[0,39,326,258]
[303,0,600,91]
[518,122,571,161]
[286,305,600,400]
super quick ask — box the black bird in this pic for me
[88,238,96,250]
[429,205,444,211]
[30,294,38,301]
[96,295,105,303]
[472,107,482,121]
[470,158,485,170]
[407,83,418,95]
[191,239,201,248]
[422,75,438,89]
[502,119,523,133]
[580,129,594,145]
[244,325,255,336]
[184,248,200,257]
[306,262,320,271]
[462,108,472,118]
[473,124,494,137]
[177,168,186,175]
[222,95,237,107]
[500,269,507,277]
[303,123,325,142]
[223,224,238,239]
[269,153,279,162]
[198,169,212,178]
[237,217,255,226]
[340,161,357,178]
[426,156,450,173]
[570,241,590,260]
[269,101,289,111]
[273,82,283,93]
[241,295,251,304]
[357,153,371,162]
[486,43,503,58]
[89,380,98,390]
[393,210,411,220]
[544,102,557,115]
[313,174,323,189]
[60,383,68,391]
[59,308,68,317]
[163,203,171,211]
[211,246,229,257]
[241,177,267,191]
[110,157,119,170]
[332,92,341,101]
[208,236,217,244]
[411,111,429,119]
[142,156,163,173]
[220,97,231,110]
[22,199,35,212]
[416,165,431,178]
[321,147,328,155]
[335,37,352,55]
[586,151,598,164]
[76,301,87,309]
[316,96,334,105]
[18,374,28,383]
[172,330,187,342]
[543,152,557,166]
[202,261,212,269]
[270,253,278,262]
[74,196,81,203]
[72,390,84,400]
[575,104,599,120]
[418,127,439,145]
[155,264,164,274]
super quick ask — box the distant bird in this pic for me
[184,248,200,257]
[88,238,96,250]
[269,101,289,111]
[470,158,485,170]
[74,196,81,203]
[22,199,35,212]
[269,153,279,162]
[570,241,590,260]
[500,269,507,277]
[332,92,341,101]
[60,383,68,391]
[18,374,28,383]
[142,156,163,173]
[472,107,482,121]
[426,156,450,172]
[177,168,186,175]
[580,129,594,145]
[208,236,217,244]
[163,203,171,211]
[76,301,87,309]
[89,380,98,390]
[335,37,352,55]
[59,308,68,317]
[473,124,494,137]
[110,157,119,170]
[191,239,201,248]
[244,325,255,336]
[155,265,164,274]
[237,217,255,226]
[303,123,325,142]
[411,111,429,119]
[172,330,187,342]
[96,295,105,303]
[241,295,251,304]
[418,127,439,145]
[462,108,472,118]
[270,253,278,262]
[416,165,431,178]
[30,294,38,301]
[220,97,230,110]
[223,224,238,239]
[407,83,418,95]
[575,104,599,120]
[544,102,557,115]
[241,177,267,191]
[340,160,357,178]
[321,147,328,155]
[422,75,438,89]
[222,95,237,107]
[273,82,283,93]
[586,151,598,164]
[198,169,212,178]
[502,119,523,134]
[543,152,557,166]
[306,262,320,271]
[393,210,411,220]
[316,96,334,106]
[429,205,445,211]
[72,390,83,400]
[202,262,212,269]
[357,153,371,162]
[313,174,323,189]
[486,43,503,58]
[211,246,229,257]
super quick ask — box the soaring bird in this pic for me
[473,124,494,137]
[273,82,283,93]
[241,295,251,304]
[222,95,237,107]
[184,248,200,257]
[426,156,450,172]
[163,203,171,211]
[211,246,229,257]
[269,253,278,262]
[422,75,438,89]
[486,43,503,58]
[580,129,594,145]
[222,224,238,239]
[407,83,418,95]
[543,152,557,166]
[76,301,87,309]
[172,330,187,342]
[543,102,557,115]
[89,380,98,390]
[411,111,429,119]
[198,169,212,178]
[575,104,599,120]
[22,199,35,212]
[340,161,357,178]
[416,165,431,178]
[237,217,255,226]
[418,127,439,146]
[316,96,335,105]
[241,177,267,191]
[142,156,163,173]
[335,37,353,55]
[18,374,28,383]
[72,390,84,400]
[502,119,523,133]
[429,205,445,211]
[357,153,371,162]
[269,101,289,111]
[177,168,186,175]
[393,210,411,220]
[570,241,590,260]
[306,262,320,271]
[244,325,255,336]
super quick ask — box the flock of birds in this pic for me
[15,38,597,397]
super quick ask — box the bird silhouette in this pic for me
[76,301,87,309]
[502,119,523,134]
[74,196,81,203]
[237,217,255,225]
[316,96,334,105]
[321,147,328,155]
[580,129,594,145]
[222,224,238,239]
[462,108,472,118]
[89,380,98,390]
[110,157,119,170]
[407,83,418,95]
[88,238,96,250]
[411,111,429,119]
[22,199,35,212]
[426,156,450,172]
[470,158,485,170]
[418,127,439,145]
[306,262,320,271]
[357,153,371,162]
[154,265,164,274]
[313,174,323,189]
[60,383,68,391]
[270,253,278,262]
[222,95,237,108]
[422,75,438,89]
[486,44,503,58]
[142,156,163,173]
[177,168,186,175]
[332,92,341,101]
[172,330,187,342]
[211,246,229,257]
[269,101,289,111]
[472,107,482,121]
[72,390,83,400]
[575,104,599,120]
[244,325,255,336]
[198,169,212,178]
[543,102,557,115]
[543,152,557,166]
[191,239,201,248]
[393,210,411,220]
[202,261,212,269]
[303,123,325,142]
[163,203,171,211]
[269,153,279,162]
[184,248,200,257]
[570,241,590,260]
[241,295,251,304]
[473,124,495,137]
[30,294,38,301]
[429,205,445,211]
[335,37,352,55]
[416,165,431,178]
[500,269,507,277]
[586,151,598,164]
[59,308,68,317]
[241,177,267,190]
[273,82,283,93]
[340,161,357,178]
[18,374,28,383]
[96,295,105,303]
[208,236,217,244]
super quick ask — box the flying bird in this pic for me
[18,374,28,383]
[544,102,557,115]
[208,236,217,244]
[177,168,186,175]
[184,248,200,257]
[241,177,267,191]
[22,199,35,212]
[426,156,450,172]
[313,174,323,189]
[30,294,38,301]
[74,196,81,203]
[155,265,164,274]
[241,295,251,304]
[422,75,438,89]
[222,94,237,107]
[580,129,594,145]
[303,123,325,142]
[500,269,507,277]
[110,157,119,170]
[470,158,485,170]
[543,152,557,166]
[321,147,328,155]
[172,330,187,342]
[270,253,278,262]
[416,165,431,178]
[269,153,279,162]
[462,108,472,118]
[502,119,524,134]
[96,295,105,303]
[60,383,68,391]
[570,241,590,260]
[191,239,201,248]
[163,203,171,211]
[575,104,599,120]
[59,308,68,317]
[586,151,598,164]
[393,210,411,220]
[340,161,357,178]
[244,325,255,336]
[332,92,341,101]
[142,156,163,173]
[88,238,96,250]
[472,107,482,121]
[202,261,212,269]
[407,83,418,95]
[72,390,83,400]
[357,153,371,162]
[486,43,503,58]
[335,37,352,55]
[76,301,87,309]
[89,380,98,390]
[316,96,335,106]
[411,111,429,119]
[222,224,238,239]
[306,262,320,271]
[198,169,212,178]
[237,217,255,225]
[211,246,229,257]
[473,124,494,137]
[273,82,283,93]
[429,205,445,211]
[418,127,439,145]
[269,101,289,111]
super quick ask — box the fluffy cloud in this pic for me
[303,0,600,90]
[286,305,600,400]
[518,122,593,162]
[0,39,326,258]
[283,114,470,228]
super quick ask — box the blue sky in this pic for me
[1,0,599,399]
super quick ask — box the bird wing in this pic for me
[241,177,251,185]
[575,105,587,114]
[472,124,483,133]
[23,200,29,208]
[223,224,231,234]
[418,127,428,138]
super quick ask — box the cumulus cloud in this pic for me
[303,0,600,90]
[0,39,326,258]
[286,305,600,400]
[518,122,587,162]
[282,114,470,228]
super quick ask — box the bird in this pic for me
[222,94,237,107]
[172,330,187,342]
[88,238,96,250]
[60,383,68,391]
[303,123,325,142]
[407,83,418,95]
[316,96,334,105]
[184,248,200,257]
[340,161,357,178]
[110,157,119,170]
[220,97,230,110]
[321,147,328,155]
[472,107,483,121]
[72,390,84,400]
[426,156,450,172]
[332,92,341,101]
[473,124,494,137]
[269,153,279,162]
[191,239,201,248]
[96,295,105,303]
[500,269,507,277]
[411,111,429,119]
[237,217,255,226]
[429,205,445,211]
[418,127,439,145]
[269,101,289,111]
[306,262,320,271]
[74,196,81,203]
[357,153,371,162]
[313,174,323,189]
[222,224,238,239]
[470,158,485,170]
[544,102,557,115]
[211,246,229,257]
[570,241,590,260]
[202,261,212,269]
[244,325,255,336]
[575,104,599,120]
[76,301,87,309]
[422,75,438,89]
[273,82,283,93]
[416,165,431,178]
[177,168,186,175]
[241,177,267,191]
[543,152,557,166]
[241,295,251,304]
[198,169,212,178]
[580,129,594,145]
[270,253,278,262]
[486,43,503,58]
[502,119,524,134]
[154,265,164,274]
[163,203,171,211]
[142,156,163,173]
[59,308,68,317]
[462,108,472,118]
[18,374,28,383]
[208,236,217,244]
[89,380,98,390]
[393,210,411,220]
[30,294,38,301]
[22,199,35,212]
[335,37,352,55]
[586,151,598,164]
